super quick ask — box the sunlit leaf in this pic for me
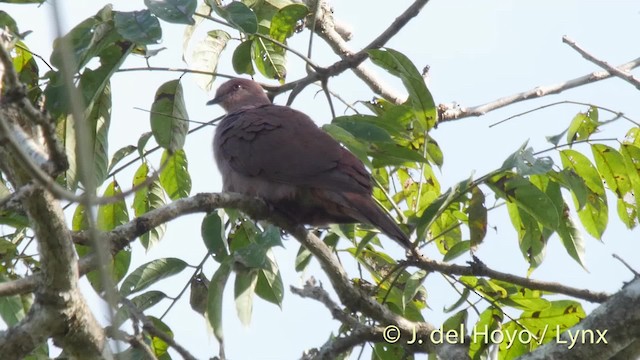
[368,48,437,131]
[97,180,130,231]
[234,269,258,326]
[159,149,192,200]
[566,107,598,145]
[269,3,308,43]
[591,144,631,199]
[132,162,167,250]
[191,30,231,91]
[488,172,559,230]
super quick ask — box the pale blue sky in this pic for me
[5,0,640,359]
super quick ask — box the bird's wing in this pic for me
[217,105,371,194]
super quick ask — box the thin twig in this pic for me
[440,56,640,121]
[563,36,640,90]
[490,100,640,128]
[120,297,197,360]
[159,253,210,320]
[612,254,640,277]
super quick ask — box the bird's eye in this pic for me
[233,84,242,91]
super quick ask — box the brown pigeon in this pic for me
[207,78,412,250]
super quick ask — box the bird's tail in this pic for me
[342,192,413,250]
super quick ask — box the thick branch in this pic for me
[0,40,106,359]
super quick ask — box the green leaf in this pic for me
[252,36,286,80]
[519,300,585,345]
[443,240,471,262]
[507,201,548,270]
[190,273,209,315]
[215,1,258,34]
[107,145,137,174]
[145,0,197,25]
[201,211,228,262]
[150,79,190,151]
[232,39,255,75]
[371,143,428,167]
[147,316,173,356]
[79,40,134,116]
[132,162,167,250]
[469,307,503,359]
[85,82,111,187]
[56,114,78,190]
[368,48,437,130]
[77,245,131,294]
[426,134,444,167]
[72,204,88,232]
[234,269,258,326]
[137,132,154,158]
[591,144,631,199]
[332,116,393,143]
[322,124,372,167]
[114,10,162,45]
[620,144,640,222]
[560,150,605,195]
[487,172,559,230]
[535,176,586,269]
[113,290,167,327]
[120,258,188,296]
[501,141,554,175]
[415,178,472,241]
[269,4,308,43]
[578,188,608,240]
[0,277,26,326]
[255,265,284,307]
[468,187,487,248]
[97,180,130,231]
[0,11,19,35]
[566,107,598,145]
[403,270,427,306]
[159,149,192,200]
[50,5,121,72]
[560,150,608,239]
[207,261,232,346]
[191,30,231,91]
[12,41,41,104]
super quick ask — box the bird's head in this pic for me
[207,78,271,112]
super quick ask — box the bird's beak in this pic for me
[206,96,221,106]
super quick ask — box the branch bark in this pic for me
[439,56,640,121]
[0,41,108,359]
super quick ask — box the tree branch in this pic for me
[563,35,640,90]
[439,55,640,121]
[407,257,609,303]
[0,38,107,359]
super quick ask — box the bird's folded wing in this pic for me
[218,105,371,194]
